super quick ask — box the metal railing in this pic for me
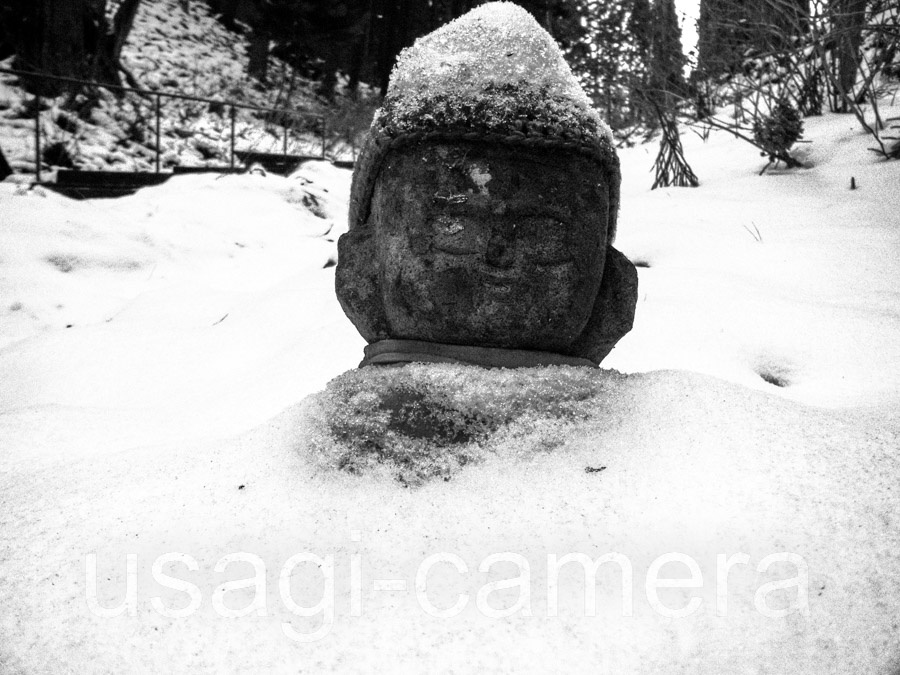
[0,67,327,182]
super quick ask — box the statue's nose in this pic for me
[485,223,516,268]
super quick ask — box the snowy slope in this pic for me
[1,100,900,674]
[0,162,357,447]
[0,0,325,174]
[609,111,900,408]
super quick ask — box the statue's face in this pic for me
[369,142,608,351]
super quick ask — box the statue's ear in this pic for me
[570,245,638,364]
[335,227,391,343]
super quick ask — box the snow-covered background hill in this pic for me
[0,0,338,174]
[1,2,900,674]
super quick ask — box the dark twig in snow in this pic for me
[742,222,764,243]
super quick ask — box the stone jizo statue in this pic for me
[336,2,637,368]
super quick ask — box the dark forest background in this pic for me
[0,0,897,163]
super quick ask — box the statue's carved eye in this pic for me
[441,220,465,235]
[431,215,482,254]
[433,193,468,205]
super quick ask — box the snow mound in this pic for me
[0,168,348,348]
[298,363,627,486]
[4,366,900,674]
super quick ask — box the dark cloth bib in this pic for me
[359,339,597,369]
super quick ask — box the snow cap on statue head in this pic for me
[347,1,621,240]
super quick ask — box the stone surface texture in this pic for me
[338,142,637,363]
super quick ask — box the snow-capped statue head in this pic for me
[349,1,618,235]
[381,2,611,143]
[336,2,637,368]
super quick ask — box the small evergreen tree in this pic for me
[626,0,654,125]
[752,100,804,170]
[568,1,631,128]
[648,0,686,108]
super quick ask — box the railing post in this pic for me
[34,93,41,183]
[320,116,326,160]
[229,105,236,169]
[283,118,288,161]
[154,93,161,173]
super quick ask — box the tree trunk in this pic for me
[247,30,270,83]
[652,105,699,189]
[109,0,141,65]
[0,144,12,181]
[92,0,143,88]
[14,0,92,95]
[833,0,867,111]
[375,0,397,94]
[213,0,240,30]
[9,0,142,95]
[347,2,375,96]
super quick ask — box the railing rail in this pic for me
[0,67,327,182]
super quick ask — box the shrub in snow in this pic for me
[752,100,804,169]
[298,363,625,487]
[41,140,75,169]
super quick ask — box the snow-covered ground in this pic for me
[611,111,900,409]
[1,102,900,673]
